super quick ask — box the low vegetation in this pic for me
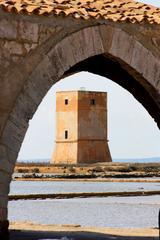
[14,162,160,179]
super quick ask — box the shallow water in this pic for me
[9,180,160,229]
[8,195,160,228]
[9,180,160,195]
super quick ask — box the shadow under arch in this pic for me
[0,24,160,234]
[8,229,159,240]
[65,54,160,130]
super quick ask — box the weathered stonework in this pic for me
[0,0,159,234]
[0,17,62,76]
[52,91,112,164]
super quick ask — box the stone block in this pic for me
[143,52,160,88]
[0,19,17,39]
[85,27,104,55]
[53,37,76,72]
[0,184,9,195]
[109,28,134,64]
[19,21,39,43]
[0,208,7,221]
[0,67,25,114]
[67,26,103,66]
[0,54,10,69]
[27,56,54,99]
[12,91,37,123]
[36,56,56,85]
[9,103,29,130]
[1,94,36,152]
[130,41,149,75]
[0,145,16,174]
[99,25,114,53]
[0,171,11,184]
[38,25,57,44]
[152,60,160,90]
[2,118,27,145]
[24,43,38,53]
[5,148,18,166]
[47,46,66,79]
[157,75,160,93]
[4,41,24,55]
[0,115,7,137]
[11,56,23,64]
[23,77,44,107]
[1,130,23,154]
[0,196,8,209]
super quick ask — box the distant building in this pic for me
[51,91,112,164]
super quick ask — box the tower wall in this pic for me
[52,91,112,164]
[77,141,111,164]
[52,91,78,164]
[78,92,107,139]
[53,142,77,164]
[77,91,111,163]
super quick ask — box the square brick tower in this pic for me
[51,91,112,164]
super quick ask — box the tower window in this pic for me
[90,99,95,105]
[65,130,68,139]
[65,99,68,105]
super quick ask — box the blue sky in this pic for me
[18,0,160,161]
[139,0,160,7]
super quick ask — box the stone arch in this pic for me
[0,24,160,233]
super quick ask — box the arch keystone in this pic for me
[109,28,134,64]
[99,25,114,52]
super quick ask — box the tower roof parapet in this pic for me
[56,90,107,94]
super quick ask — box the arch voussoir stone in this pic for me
[109,28,135,64]
[143,52,160,89]
[98,25,114,53]
[0,196,8,209]
[66,27,104,65]
[99,25,160,115]
[47,26,104,78]
[0,207,8,221]
[0,144,16,171]
[25,56,56,102]
[0,145,18,235]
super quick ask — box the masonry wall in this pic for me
[52,91,112,164]
[52,91,78,164]
[77,91,111,163]
[77,141,111,164]
[78,92,107,140]
[53,142,77,164]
